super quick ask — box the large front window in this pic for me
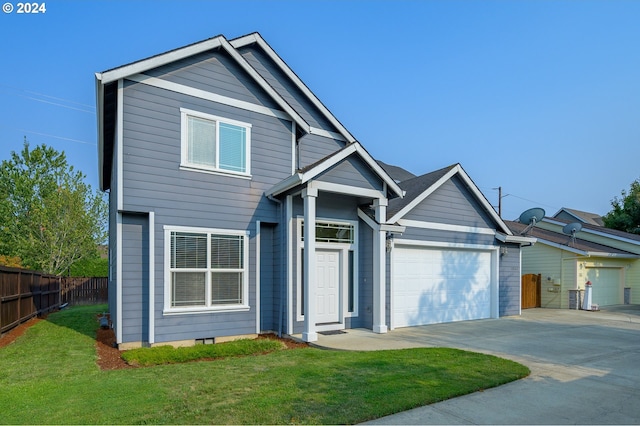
[165,226,248,313]
[180,108,251,176]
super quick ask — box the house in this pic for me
[508,216,640,309]
[553,207,604,227]
[96,32,534,349]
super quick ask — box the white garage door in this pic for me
[586,267,622,306]
[393,246,493,328]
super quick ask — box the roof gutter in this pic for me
[95,73,105,191]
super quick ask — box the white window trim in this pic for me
[180,108,252,178]
[295,217,359,322]
[163,225,250,315]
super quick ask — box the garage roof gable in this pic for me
[387,164,512,235]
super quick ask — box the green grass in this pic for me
[122,338,284,366]
[0,305,530,424]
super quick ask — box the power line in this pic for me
[0,124,96,146]
[0,84,95,114]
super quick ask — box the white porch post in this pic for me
[302,187,318,342]
[373,198,388,333]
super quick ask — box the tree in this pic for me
[0,140,107,275]
[603,178,640,234]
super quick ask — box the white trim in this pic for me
[286,195,294,335]
[148,211,155,345]
[162,225,250,314]
[389,237,396,330]
[255,221,261,335]
[358,208,378,230]
[130,73,292,121]
[309,127,347,141]
[398,219,497,235]
[495,233,537,244]
[179,108,252,177]
[97,37,225,84]
[116,80,124,211]
[230,33,357,144]
[291,122,296,175]
[98,34,311,135]
[518,245,523,316]
[308,180,385,200]
[295,217,359,323]
[95,76,105,190]
[116,213,123,343]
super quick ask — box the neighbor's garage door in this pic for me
[586,267,622,306]
[393,246,493,328]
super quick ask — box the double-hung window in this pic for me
[180,108,251,176]
[164,226,249,313]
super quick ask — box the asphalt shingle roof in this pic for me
[506,220,638,255]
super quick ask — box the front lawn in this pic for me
[0,305,529,424]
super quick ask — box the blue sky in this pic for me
[1,0,638,221]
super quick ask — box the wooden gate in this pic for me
[521,274,541,309]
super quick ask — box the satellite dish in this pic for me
[518,207,546,235]
[562,222,582,247]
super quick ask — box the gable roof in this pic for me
[507,220,639,258]
[230,33,357,144]
[543,217,640,245]
[376,161,417,183]
[386,163,512,235]
[265,141,404,198]
[553,207,604,226]
[95,32,356,191]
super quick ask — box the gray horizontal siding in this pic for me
[121,214,149,344]
[397,227,497,247]
[499,244,521,316]
[121,82,292,223]
[238,46,336,131]
[316,156,384,191]
[356,219,374,329]
[118,71,297,344]
[145,49,281,110]
[403,176,495,229]
[298,133,345,168]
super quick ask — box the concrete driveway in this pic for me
[312,306,640,424]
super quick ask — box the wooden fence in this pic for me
[0,266,60,334]
[1,266,108,335]
[521,273,542,309]
[60,277,108,305]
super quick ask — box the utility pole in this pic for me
[493,187,503,217]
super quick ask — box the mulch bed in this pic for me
[1,314,308,370]
[0,317,42,349]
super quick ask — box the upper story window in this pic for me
[180,108,251,176]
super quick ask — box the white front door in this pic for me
[316,249,340,324]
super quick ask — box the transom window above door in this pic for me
[180,108,251,176]
[301,221,354,244]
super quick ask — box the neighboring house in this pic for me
[508,217,640,309]
[96,32,534,349]
[553,207,604,227]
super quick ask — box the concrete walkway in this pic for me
[312,306,640,424]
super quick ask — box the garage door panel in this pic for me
[393,246,493,328]
[586,268,622,306]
